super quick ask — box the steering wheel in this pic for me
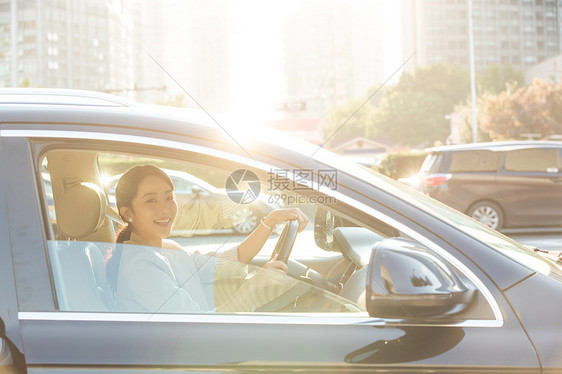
[270,219,299,263]
[255,219,344,312]
[251,219,301,312]
[270,218,340,294]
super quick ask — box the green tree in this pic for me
[481,78,562,140]
[477,63,523,95]
[372,63,470,147]
[374,151,426,179]
[19,77,32,87]
[325,62,524,148]
[454,94,493,143]
[324,95,376,148]
[454,63,523,142]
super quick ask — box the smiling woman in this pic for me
[105,163,310,313]
[115,165,177,247]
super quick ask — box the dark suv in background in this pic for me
[416,141,562,231]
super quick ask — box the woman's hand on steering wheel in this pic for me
[256,254,288,286]
[262,208,308,232]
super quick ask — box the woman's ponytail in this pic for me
[116,224,132,244]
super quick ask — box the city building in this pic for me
[525,52,562,83]
[0,0,230,112]
[0,0,135,93]
[0,0,11,86]
[129,0,166,103]
[147,0,229,112]
[281,0,387,120]
[403,0,562,72]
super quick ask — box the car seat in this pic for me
[48,182,115,311]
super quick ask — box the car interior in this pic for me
[37,146,493,319]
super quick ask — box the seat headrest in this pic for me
[57,182,107,239]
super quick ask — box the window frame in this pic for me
[24,130,503,327]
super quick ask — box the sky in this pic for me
[227,1,402,121]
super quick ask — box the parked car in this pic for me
[415,141,562,231]
[105,169,276,235]
[1,88,562,373]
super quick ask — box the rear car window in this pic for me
[504,148,561,172]
[449,150,501,172]
[420,152,444,174]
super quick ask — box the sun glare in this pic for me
[227,1,402,124]
[228,1,288,124]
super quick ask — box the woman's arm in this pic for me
[216,254,294,313]
[236,208,308,264]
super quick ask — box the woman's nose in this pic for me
[157,200,170,213]
[160,200,177,214]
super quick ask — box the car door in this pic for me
[0,137,25,374]
[497,147,562,227]
[3,130,540,373]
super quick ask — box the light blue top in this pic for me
[115,233,243,313]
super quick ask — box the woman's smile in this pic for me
[154,218,171,223]
[153,218,172,227]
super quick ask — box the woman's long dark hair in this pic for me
[114,165,174,244]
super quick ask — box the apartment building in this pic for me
[403,0,562,72]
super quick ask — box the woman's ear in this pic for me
[120,207,133,222]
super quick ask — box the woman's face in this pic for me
[126,175,177,244]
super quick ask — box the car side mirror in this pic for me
[313,208,343,251]
[366,238,476,318]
